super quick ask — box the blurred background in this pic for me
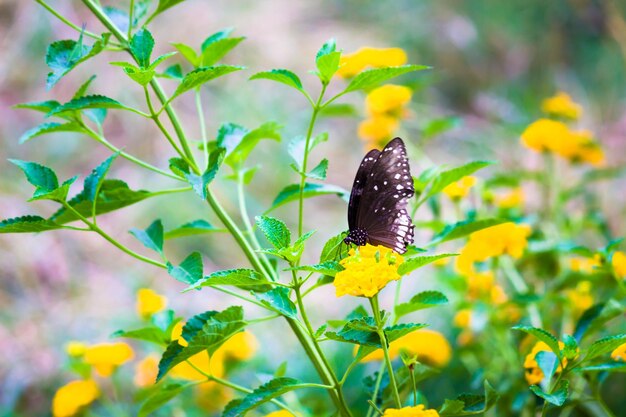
[1,0,626,415]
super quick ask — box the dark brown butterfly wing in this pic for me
[347,148,380,231]
[355,137,415,253]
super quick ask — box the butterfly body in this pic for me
[344,137,415,254]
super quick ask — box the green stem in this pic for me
[370,295,402,408]
[365,366,385,417]
[127,0,134,40]
[195,90,210,169]
[297,84,327,238]
[499,256,543,328]
[61,202,166,269]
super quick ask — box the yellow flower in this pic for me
[219,331,259,361]
[52,379,99,417]
[541,92,582,120]
[521,119,570,153]
[455,223,532,276]
[570,255,601,274]
[196,382,233,411]
[566,130,605,167]
[566,281,593,316]
[366,84,412,116]
[442,176,476,200]
[337,47,408,78]
[454,309,472,329]
[359,329,451,367]
[611,343,626,361]
[264,412,296,417]
[383,404,440,416]
[65,341,87,357]
[495,187,525,209]
[466,270,495,299]
[134,354,159,387]
[613,251,626,278]
[334,244,404,297]
[358,115,399,147]
[490,285,509,305]
[524,341,566,385]
[83,342,134,377]
[136,288,168,319]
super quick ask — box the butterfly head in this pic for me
[344,228,368,247]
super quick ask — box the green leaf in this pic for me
[46,34,105,89]
[535,351,559,388]
[138,383,189,417]
[253,287,297,318]
[421,116,462,140]
[325,317,380,347]
[562,334,579,360]
[171,42,200,67]
[308,159,328,180]
[164,219,222,239]
[287,261,343,276]
[111,62,155,86]
[149,52,178,70]
[315,39,340,83]
[186,268,270,292]
[162,64,183,79]
[157,306,245,381]
[201,28,233,49]
[398,253,457,275]
[439,381,499,416]
[574,299,624,340]
[529,380,569,406]
[394,291,448,319]
[19,121,83,144]
[429,218,508,246]
[150,0,187,21]
[354,323,427,361]
[426,161,495,199]
[201,36,245,66]
[249,69,303,91]
[585,334,626,361]
[574,363,626,372]
[172,65,244,99]
[50,179,150,224]
[218,121,282,168]
[268,183,348,212]
[14,100,61,113]
[255,216,291,249]
[0,215,63,233]
[112,327,169,346]
[47,95,135,117]
[513,326,562,360]
[167,252,203,285]
[186,147,226,199]
[130,28,154,68]
[130,220,164,255]
[222,378,305,417]
[10,159,59,192]
[320,233,346,263]
[343,65,429,93]
[319,103,358,118]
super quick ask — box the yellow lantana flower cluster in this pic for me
[494,187,525,209]
[337,47,407,78]
[83,342,135,377]
[569,255,601,274]
[612,251,626,279]
[442,176,476,200]
[136,288,168,318]
[455,222,532,276]
[334,244,404,297]
[611,343,626,361]
[566,280,594,317]
[359,329,452,367]
[358,84,413,148]
[520,93,604,166]
[383,404,440,416]
[523,341,567,385]
[52,379,100,417]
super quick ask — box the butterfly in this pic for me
[343,137,415,254]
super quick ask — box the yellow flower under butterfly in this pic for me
[334,244,404,298]
[541,92,582,120]
[337,47,408,78]
[52,379,99,417]
[383,404,440,416]
[358,329,452,367]
[83,342,134,377]
[358,115,400,147]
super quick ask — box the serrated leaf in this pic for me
[308,158,328,180]
[316,39,340,83]
[186,268,270,292]
[167,252,203,285]
[426,161,495,199]
[320,233,346,263]
[111,62,155,86]
[574,300,624,341]
[249,69,303,91]
[157,306,245,381]
[201,28,234,49]
[218,121,282,168]
[187,147,226,199]
[222,378,305,417]
[172,65,244,99]
[253,287,297,318]
[47,95,134,117]
[421,116,462,140]
[46,34,105,89]
[535,351,559,388]
[562,334,579,360]
[130,220,164,255]
[585,334,626,361]
[201,37,245,66]
[398,253,457,275]
[162,63,183,79]
[343,65,428,93]
[355,323,427,361]
[14,100,61,113]
[138,383,188,417]
[325,317,380,347]
[513,326,562,360]
[112,327,169,346]
[130,28,154,68]
[268,183,348,212]
[529,380,569,406]
[10,159,58,192]
[149,52,177,70]
[83,153,118,202]
[171,42,200,67]
[50,179,150,224]
[439,381,499,416]
[0,215,63,233]
[164,219,222,239]
[287,261,343,276]
[429,218,508,246]
[256,215,291,249]
[18,121,84,144]
[394,291,448,319]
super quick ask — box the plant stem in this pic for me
[297,84,327,238]
[61,202,166,269]
[195,90,210,169]
[370,295,402,408]
[499,256,543,329]
[127,0,134,40]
